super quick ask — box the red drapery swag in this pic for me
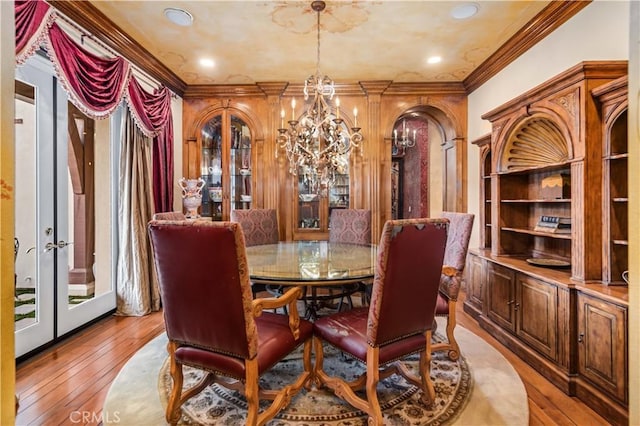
[15,0,174,211]
[127,77,174,212]
[15,0,52,64]
[46,22,131,119]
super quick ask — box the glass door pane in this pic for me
[14,59,56,357]
[298,177,320,229]
[230,115,252,211]
[328,172,349,227]
[201,115,223,220]
[14,81,44,334]
[57,102,118,336]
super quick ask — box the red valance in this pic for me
[126,76,172,137]
[15,0,175,212]
[46,22,131,119]
[15,0,52,65]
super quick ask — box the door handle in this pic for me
[43,241,74,252]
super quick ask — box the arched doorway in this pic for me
[391,106,457,219]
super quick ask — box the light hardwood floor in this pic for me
[15,291,611,425]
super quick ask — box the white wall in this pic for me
[466,0,629,248]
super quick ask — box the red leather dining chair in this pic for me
[153,211,186,220]
[313,218,449,425]
[148,220,313,426]
[432,211,475,361]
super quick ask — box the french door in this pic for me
[14,55,117,358]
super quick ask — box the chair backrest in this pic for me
[153,211,186,221]
[230,209,279,247]
[367,218,449,346]
[148,220,258,359]
[441,211,475,272]
[329,209,372,244]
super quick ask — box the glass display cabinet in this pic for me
[200,114,252,220]
[294,169,350,240]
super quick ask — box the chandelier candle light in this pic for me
[394,119,417,151]
[276,0,363,195]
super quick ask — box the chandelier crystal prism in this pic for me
[276,0,363,195]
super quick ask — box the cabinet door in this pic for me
[293,166,350,240]
[199,113,253,220]
[577,293,627,403]
[485,262,516,332]
[200,114,224,220]
[465,253,484,312]
[229,115,253,213]
[516,274,558,361]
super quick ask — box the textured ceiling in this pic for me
[88,1,551,86]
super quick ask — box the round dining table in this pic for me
[245,241,377,318]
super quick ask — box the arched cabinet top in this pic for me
[186,100,265,142]
[497,114,573,173]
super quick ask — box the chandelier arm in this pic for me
[275,0,363,194]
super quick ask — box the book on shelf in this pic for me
[534,215,571,234]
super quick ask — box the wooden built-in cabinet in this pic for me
[293,171,351,241]
[463,251,484,320]
[472,134,492,250]
[484,266,560,363]
[593,76,629,285]
[198,113,254,220]
[577,291,628,405]
[465,62,629,425]
[464,135,491,320]
[485,262,516,332]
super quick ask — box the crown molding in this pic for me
[48,0,590,98]
[463,1,591,94]
[47,1,187,96]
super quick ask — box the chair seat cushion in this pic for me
[176,312,313,380]
[313,307,427,365]
[435,293,449,315]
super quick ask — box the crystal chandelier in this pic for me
[276,0,363,195]
[393,119,416,151]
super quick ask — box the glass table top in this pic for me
[245,241,377,285]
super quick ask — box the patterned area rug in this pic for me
[158,333,472,425]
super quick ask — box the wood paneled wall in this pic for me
[182,81,467,240]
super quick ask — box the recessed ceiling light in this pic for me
[164,7,194,26]
[427,56,442,64]
[451,3,479,20]
[199,58,215,68]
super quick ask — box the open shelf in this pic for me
[501,199,570,203]
[501,227,572,239]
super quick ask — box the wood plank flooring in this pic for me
[15,291,611,425]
